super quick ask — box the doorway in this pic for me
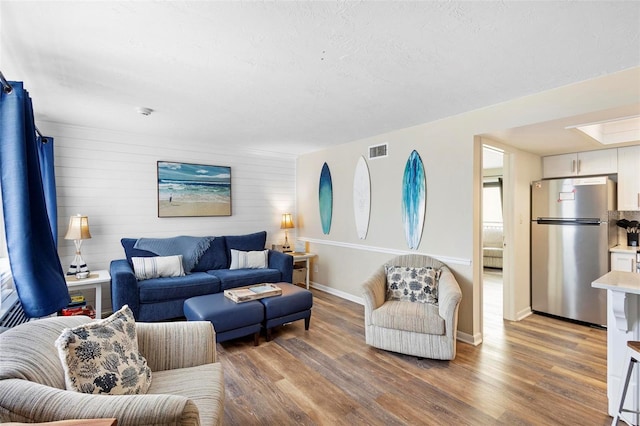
[482,145,505,335]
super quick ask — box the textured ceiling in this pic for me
[1,1,639,155]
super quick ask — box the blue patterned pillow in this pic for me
[55,305,152,395]
[385,266,439,304]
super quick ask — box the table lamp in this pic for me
[281,213,294,253]
[64,214,92,276]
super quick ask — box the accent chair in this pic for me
[361,254,462,360]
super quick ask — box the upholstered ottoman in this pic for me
[259,282,313,341]
[184,293,264,345]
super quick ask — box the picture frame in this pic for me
[157,161,231,217]
[294,240,307,253]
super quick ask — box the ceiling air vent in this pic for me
[369,143,388,159]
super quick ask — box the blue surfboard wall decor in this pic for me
[402,150,426,249]
[319,162,333,235]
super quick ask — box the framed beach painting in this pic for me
[157,161,231,217]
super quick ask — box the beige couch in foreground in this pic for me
[0,316,224,426]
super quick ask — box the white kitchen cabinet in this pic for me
[611,252,637,272]
[542,153,576,178]
[618,145,640,211]
[542,148,618,178]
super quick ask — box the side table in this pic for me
[290,252,316,290]
[65,269,111,319]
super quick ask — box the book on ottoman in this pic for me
[224,283,282,303]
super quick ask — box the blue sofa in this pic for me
[110,231,293,321]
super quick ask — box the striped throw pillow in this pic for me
[229,249,268,270]
[132,255,185,280]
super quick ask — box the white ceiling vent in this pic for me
[369,143,388,159]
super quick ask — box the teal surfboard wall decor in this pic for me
[319,162,333,235]
[402,150,426,249]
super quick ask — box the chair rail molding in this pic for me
[299,237,472,267]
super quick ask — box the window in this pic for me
[483,179,503,224]
[0,185,14,311]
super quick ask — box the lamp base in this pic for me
[283,232,292,253]
[67,253,89,276]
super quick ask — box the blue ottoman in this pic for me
[260,283,313,341]
[184,293,264,345]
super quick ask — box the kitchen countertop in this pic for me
[610,244,640,254]
[592,270,640,294]
[592,270,640,418]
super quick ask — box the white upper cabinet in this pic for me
[618,145,640,211]
[542,153,577,178]
[542,148,618,178]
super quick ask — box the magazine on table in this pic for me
[224,283,282,303]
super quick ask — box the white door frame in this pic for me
[479,141,516,339]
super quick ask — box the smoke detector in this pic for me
[136,107,154,116]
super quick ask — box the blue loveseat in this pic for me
[110,231,293,321]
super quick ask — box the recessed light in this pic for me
[566,115,640,145]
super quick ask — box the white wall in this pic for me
[505,148,542,320]
[46,123,296,312]
[296,67,640,343]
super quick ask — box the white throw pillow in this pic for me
[132,255,185,280]
[55,305,152,395]
[229,249,268,269]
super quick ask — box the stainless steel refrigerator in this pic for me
[531,176,617,326]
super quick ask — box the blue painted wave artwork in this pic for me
[319,162,333,235]
[402,150,426,249]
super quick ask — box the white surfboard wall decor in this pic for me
[353,156,371,239]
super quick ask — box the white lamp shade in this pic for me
[281,213,294,229]
[64,215,92,240]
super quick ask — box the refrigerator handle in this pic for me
[571,159,576,173]
[577,159,581,174]
[536,218,602,225]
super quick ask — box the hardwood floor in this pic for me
[218,286,610,425]
[483,267,504,334]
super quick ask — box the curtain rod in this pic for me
[0,70,13,94]
[0,70,45,140]
[0,71,47,139]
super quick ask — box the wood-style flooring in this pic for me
[217,276,610,425]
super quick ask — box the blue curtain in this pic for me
[37,135,58,244]
[0,81,70,317]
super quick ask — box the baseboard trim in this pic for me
[515,307,533,321]
[457,331,482,346]
[310,281,364,305]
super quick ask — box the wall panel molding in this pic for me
[299,237,472,266]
